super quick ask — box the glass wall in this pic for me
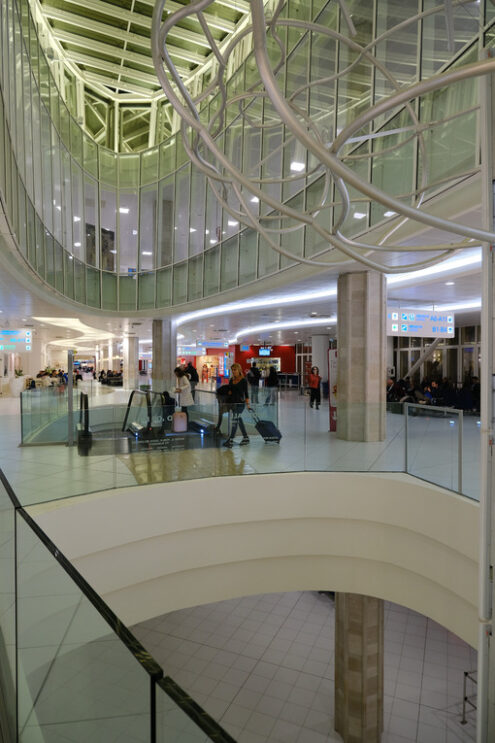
[0,0,490,312]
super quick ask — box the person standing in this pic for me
[247,362,261,404]
[185,361,199,400]
[264,366,279,405]
[308,366,322,409]
[223,363,251,447]
[174,366,194,421]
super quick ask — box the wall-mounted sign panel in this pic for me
[0,329,32,351]
[387,309,454,338]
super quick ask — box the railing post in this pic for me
[458,410,463,494]
[150,676,157,743]
[67,350,74,447]
[404,403,408,473]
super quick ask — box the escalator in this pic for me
[77,389,217,456]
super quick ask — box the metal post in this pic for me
[67,350,74,447]
[477,52,494,743]
[404,337,442,380]
[458,410,463,494]
[404,403,409,473]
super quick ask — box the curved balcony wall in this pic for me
[0,0,492,312]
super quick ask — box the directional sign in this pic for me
[0,329,32,351]
[387,309,455,338]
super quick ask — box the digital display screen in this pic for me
[259,348,271,356]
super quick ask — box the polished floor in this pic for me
[132,591,477,743]
[0,384,481,506]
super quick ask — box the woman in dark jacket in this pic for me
[264,366,279,405]
[223,363,251,448]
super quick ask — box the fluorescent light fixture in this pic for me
[210,239,217,244]
[142,251,152,256]
[190,227,197,233]
[353,211,367,219]
[387,249,482,285]
[445,281,455,286]
[290,161,305,172]
[177,286,338,326]
[230,316,337,343]
[250,196,260,203]
[227,220,239,227]
[384,210,397,217]
[73,216,80,222]
[74,242,81,247]
[205,229,210,235]
[119,207,130,214]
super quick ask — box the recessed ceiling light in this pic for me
[384,210,397,217]
[228,220,239,227]
[74,242,81,247]
[445,281,455,286]
[250,196,259,203]
[132,230,138,236]
[205,229,210,235]
[290,161,305,172]
[190,227,196,233]
[354,211,367,219]
[73,216,80,222]
[119,207,130,214]
[210,239,217,244]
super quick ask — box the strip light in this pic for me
[230,316,337,343]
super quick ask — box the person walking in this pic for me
[264,366,279,405]
[223,363,251,447]
[308,366,322,409]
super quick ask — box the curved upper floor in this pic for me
[0,0,492,314]
[29,471,479,648]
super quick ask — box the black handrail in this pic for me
[0,468,237,743]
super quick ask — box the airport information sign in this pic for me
[386,309,455,338]
[0,329,32,351]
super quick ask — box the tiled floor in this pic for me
[132,592,477,743]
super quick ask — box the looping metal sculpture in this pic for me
[152,0,495,274]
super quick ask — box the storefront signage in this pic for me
[386,309,454,338]
[0,329,32,351]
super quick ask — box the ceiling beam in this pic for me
[84,71,162,97]
[69,51,161,87]
[42,0,216,48]
[43,8,206,66]
[53,28,156,70]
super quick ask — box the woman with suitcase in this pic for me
[223,363,251,448]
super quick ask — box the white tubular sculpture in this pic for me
[152,0,495,274]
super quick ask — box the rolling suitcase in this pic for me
[250,410,282,443]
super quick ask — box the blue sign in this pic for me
[0,330,32,351]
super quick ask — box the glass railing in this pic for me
[11,389,480,506]
[0,469,236,743]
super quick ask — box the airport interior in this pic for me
[0,0,494,741]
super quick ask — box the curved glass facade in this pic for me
[0,0,492,312]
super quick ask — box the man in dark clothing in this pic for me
[247,362,261,403]
[185,362,199,400]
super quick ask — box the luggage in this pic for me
[250,410,282,443]
[172,411,188,433]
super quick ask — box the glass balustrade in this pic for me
[0,470,237,743]
[11,387,480,505]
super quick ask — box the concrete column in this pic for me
[123,336,139,391]
[105,340,115,372]
[152,318,176,392]
[311,334,330,383]
[337,271,386,441]
[335,593,384,743]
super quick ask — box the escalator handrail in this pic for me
[79,392,89,433]
[122,389,163,433]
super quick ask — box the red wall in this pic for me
[234,345,296,372]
